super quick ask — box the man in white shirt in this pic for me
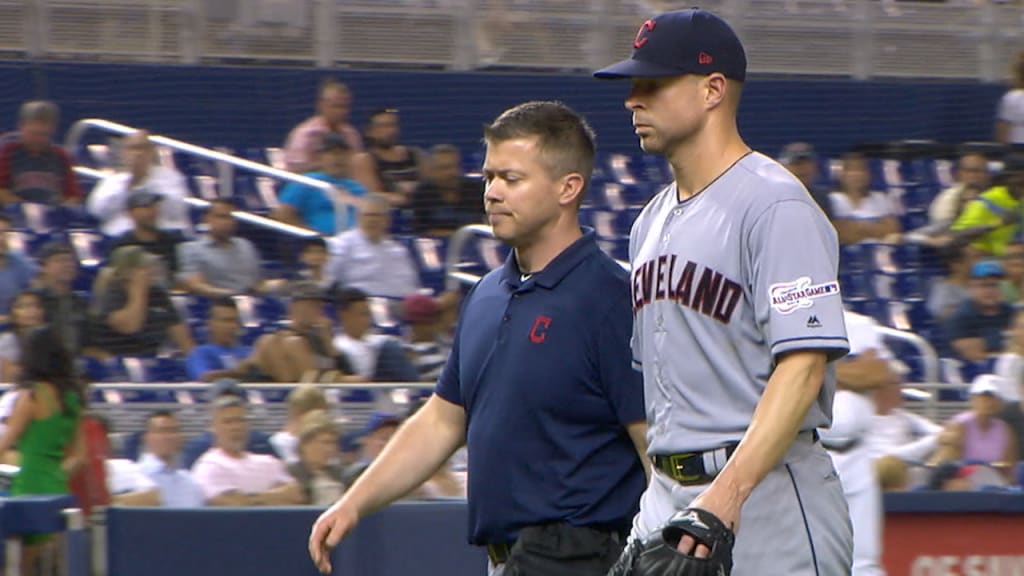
[87,130,191,237]
[996,52,1024,145]
[865,381,941,465]
[332,287,419,382]
[191,394,304,506]
[138,410,205,507]
[329,194,420,299]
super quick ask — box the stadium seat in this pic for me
[839,272,872,300]
[872,271,925,300]
[900,209,929,231]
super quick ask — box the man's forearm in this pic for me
[714,351,827,501]
[952,338,988,362]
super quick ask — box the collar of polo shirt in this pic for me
[501,227,599,290]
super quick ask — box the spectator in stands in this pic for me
[243,281,355,383]
[270,385,329,464]
[107,191,187,282]
[404,398,465,500]
[329,194,420,300]
[294,237,336,291]
[945,260,1014,362]
[0,100,81,206]
[191,391,304,506]
[185,297,252,382]
[995,49,1024,145]
[138,410,205,507]
[352,108,426,206]
[333,287,419,383]
[0,290,45,382]
[178,199,280,298]
[866,378,942,464]
[944,374,1017,482]
[0,214,37,321]
[951,153,1024,256]
[829,151,902,245]
[341,412,402,486]
[411,144,484,236]
[926,245,973,321]
[1001,240,1024,302]
[928,150,990,229]
[87,130,191,237]
[400,293,450,382]
[31,242,87,356]
[284,79,363,173]
[181,379,276,469]
[88,245,194,358]
[994,309,1024,457]
[98,416,161,507]
[779,142,832,219]
[287,409,346,506]
[273,134,367,236]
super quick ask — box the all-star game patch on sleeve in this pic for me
[748,199,850,362]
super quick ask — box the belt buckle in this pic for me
[667,453,702,484]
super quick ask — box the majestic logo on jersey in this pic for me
[769,277,840,315]
[632,255,743,324]
[806,315,822,328]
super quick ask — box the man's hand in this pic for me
[676,484,741,557]
[309,502,360,574]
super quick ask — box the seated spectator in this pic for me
[951,153,1024,257]
[283,79,363,173]
[31,242,88,356]
[87,245,194,358]
[181,379,277,469]
[411,144,484,236]
[329,194,420,299]
[242,281,355,383]
[404,399,465,500]
[178,199,281,298]
[945,260,1014,362]
[273,135,366,236]
[866,378,942,464]
[191,391,303,506]
[138,410,205,507]
[294,237,336,291]
[1001,240,1024,304]
[96,417,161,507]
[994,308,1024,457]
[944,375,1017,482]
[400,293,450,382]
[352,108,426,206]
[333,287,419,383]
[0,214,37,320]
[995,49,1024,145]
[185,297,252,382]
[779,142,832,219]
[928,150,990,230]
[287,409,345,506]
[829,151,902,245]
[270,385,328,464]
[341,412,402,486]
[0,100,81,206]
[87,130,191,237]
[926,245,972,321]
[0,290,45,382]
[107,191,187,282]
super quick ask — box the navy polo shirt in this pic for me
[435,229,646,546]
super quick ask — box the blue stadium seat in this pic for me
[900,183,939,212]
[590,210,617,239]
[872,271,925,300]
[899,209,929,231]
[597,237,630,263]
[839,272,872,300]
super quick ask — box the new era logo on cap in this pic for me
[594,9,747,82]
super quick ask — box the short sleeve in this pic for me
[186,346,219,380]
[827,192,851,220]
[191,457,233,499]
[177,242,199,279]
[749,200,849,361]
[943,307,974,342]
[277,182,306,211]
[597,297,646,425]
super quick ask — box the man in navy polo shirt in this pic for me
[309,101,649,575]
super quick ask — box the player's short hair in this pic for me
[287,384,329,417]
[318,78,350,99]
[301,236,328,252]
[483,101,596,197]
[18,100,58,125]
[430,144,460,157]
[210,296,238,312]
[368,108,398,123]
[335,286,369,311]
[146,409,176,429]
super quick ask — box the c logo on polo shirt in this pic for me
[529,316,552,344]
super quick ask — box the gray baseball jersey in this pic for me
[630,151,850,454]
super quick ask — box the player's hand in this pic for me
[309,501,359,574]
[677,487,741,557]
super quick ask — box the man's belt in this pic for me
[652,430,820,486]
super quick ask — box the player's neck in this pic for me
[668,128,749,201]
[513,220,582,275]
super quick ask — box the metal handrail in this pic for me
[64,118,361,207]
[876,325,940,385]
[72,166,317,238]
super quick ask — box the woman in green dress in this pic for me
[0,325,84,575]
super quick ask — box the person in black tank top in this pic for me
[354,109,425,206]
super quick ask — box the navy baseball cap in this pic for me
[594,9,746,81]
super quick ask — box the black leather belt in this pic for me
[652,430,820,486]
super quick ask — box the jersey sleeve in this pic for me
[748,200,849,362]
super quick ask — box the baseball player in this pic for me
[594,9,853,576]
[308,101,649,575]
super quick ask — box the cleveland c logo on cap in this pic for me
[633,19,656,49]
